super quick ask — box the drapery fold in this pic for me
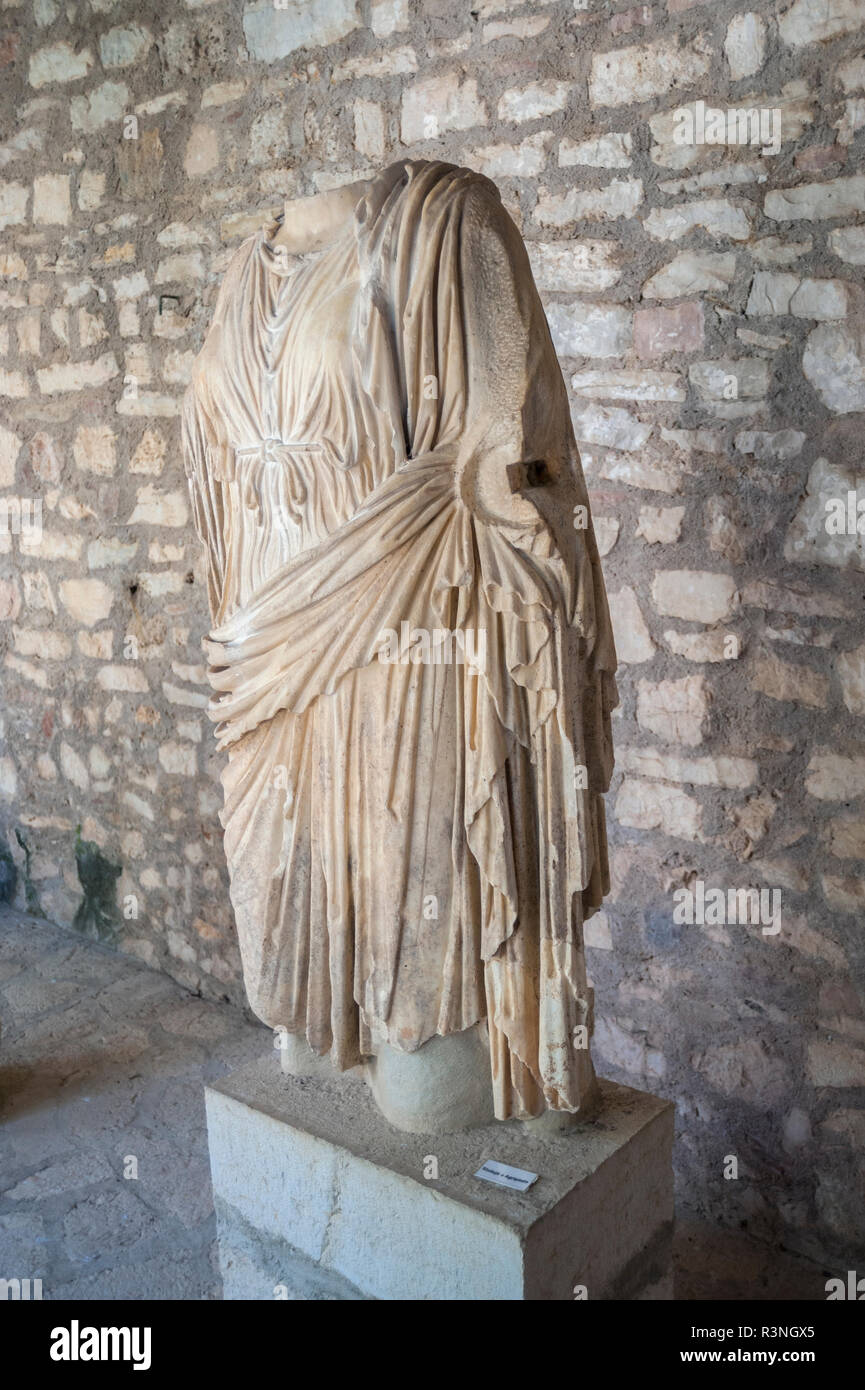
[184,159,617,1118]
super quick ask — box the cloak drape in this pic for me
[183,159,617,1119]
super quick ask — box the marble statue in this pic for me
[183,159,618,1133]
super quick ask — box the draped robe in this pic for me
[182,159,618,1120]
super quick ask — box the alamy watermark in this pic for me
[826,1271,865,1299]
[376,623,487,671]
[673,100,781,157]
[50,1322,151,1370]
[824,491,865,535]
[673,880,781,935]
[0,496,42,544]
[0,1276,42,1299]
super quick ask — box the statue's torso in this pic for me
[188,230,393,623]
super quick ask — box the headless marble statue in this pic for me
[183,160,617,1134]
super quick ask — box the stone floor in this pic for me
[0,906,264,1299]
[0,907,829,1301]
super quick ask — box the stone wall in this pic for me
[1,0,864,1272]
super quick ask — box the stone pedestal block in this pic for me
[205,1056,674,1301]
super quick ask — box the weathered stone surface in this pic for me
[117,128,164,201]
[742,579,849,618]
[618,746,756,788]
[571,369,684,401]
[807,1036,865,1088]
[184,124,219,179]
[752,649,830,709]
[747,272,848,320]
[642,251,737,298]
[644,199,751,242]
[805,752,865,801]
[593,516,619,556]
[589,37,711,107]
[126,486,188,527]
[354,99,386,161]
[636,506,685,544]
[33,173,71,225]
[0,577,21,620]
[99,25,152,69]
[401,72,485,142]
[546,302,631,358]
[130,429,166,474]
[823,814,865,858]
[750,235,813,266]
[526,240,621,292]
[0,421,22,486]
[830,224,865,263]
[663,629,736,663]
[779,0,865,48]
[637,674,709,746]
[802,325,865,413]
[725,12,766,79]
[693,1041,787,1106]
[155,251,204,284]
[765,175,865,222]
[95,663,148,693]
[159,742,197,776]
[242,0,360,62]
[497,81,569,123]
[371,0,408,38]
[70,81,128,133]
[58,577,113,626]
[573,404,652,451]
[652,569,737,624]
[88,538,137,569]
[596,449,683,493]
[331,46,417,81]
[73,425,116,476]
[836,643,865,714]
[0,180,29,229]
[29,40,93,87]
[821,874,865,913]
[784,458,865,570]
[608,585,656,662]
[689,358,770,409]
[470,133,551,179]
[634,303,703,357]
[735,428,806,462]
[615,777,703,838]
[704,496,746,565]
[37,353,119,394]
[559,133,632,168]
[534,178,643,225]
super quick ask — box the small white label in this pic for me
[474,1159,538,1192]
